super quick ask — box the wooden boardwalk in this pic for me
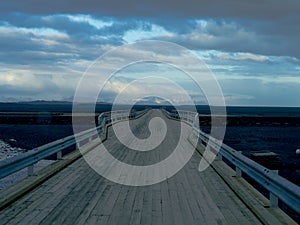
[0,110,271,224]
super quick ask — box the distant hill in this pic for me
[4,100,113,105]
[18,100,72,104]
[134,96,172,106]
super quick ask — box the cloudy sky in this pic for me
[0,0,300,106]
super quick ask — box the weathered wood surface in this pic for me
[0,110,263,225]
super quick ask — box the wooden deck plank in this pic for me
[160,179,175,225]
[40,168,97,225]
[140,187,153,225]
[72,180,109,225]
[151,185,163,225]
[200,165,259,225]
[129,188,144,225]
[116,187,136,225]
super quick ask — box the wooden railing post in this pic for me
[236,151,243,177]
[270,192,279,208]
[57,151,62,160]
[28,165,34,176]
[217,153,223,161]
[236,167,242,177]
[269,170,279,208]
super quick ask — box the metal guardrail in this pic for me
[164,109,300,214]
[162,109,197,125]
[0,109,149,180]
[98,109,148,126]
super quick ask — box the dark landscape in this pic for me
[0,102,300,186]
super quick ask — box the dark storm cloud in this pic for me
[0,13,147,46]
[151,18,300,58]
[0,28,73,65]
[0,16,126,65]
[1,0,299,55]
[2,14,118,41]
[1,0,300,20]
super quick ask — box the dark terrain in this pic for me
[0,102,299,184]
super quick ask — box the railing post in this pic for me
[236,167,242,177]
[217,153,223,161]
[269,170,279,208]
[235,151,243,177]
[28,165,34,176]
[270,192,279,208]
[57,150,62,160]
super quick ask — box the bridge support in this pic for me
[236,167,242,177]
[270,193,279,208]
[217,153,223,161]
[235,151,243,177]
[57,151,62,160]
[28,165,34,176]
[269,170,279,208]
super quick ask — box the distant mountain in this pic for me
[9,100,112,105]
[18,100,72,104]
[134,96,172,106]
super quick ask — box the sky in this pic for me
[0,0,300,106]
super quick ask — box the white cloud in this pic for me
[217,73,300,85]
[123,24,173,43]
[0,68,80,101]
[0,25,68,38]
[65,14,113,29]
[217,53,269,62]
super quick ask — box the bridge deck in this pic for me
[0,110,263,225]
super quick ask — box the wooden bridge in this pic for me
[0,109,298,224]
